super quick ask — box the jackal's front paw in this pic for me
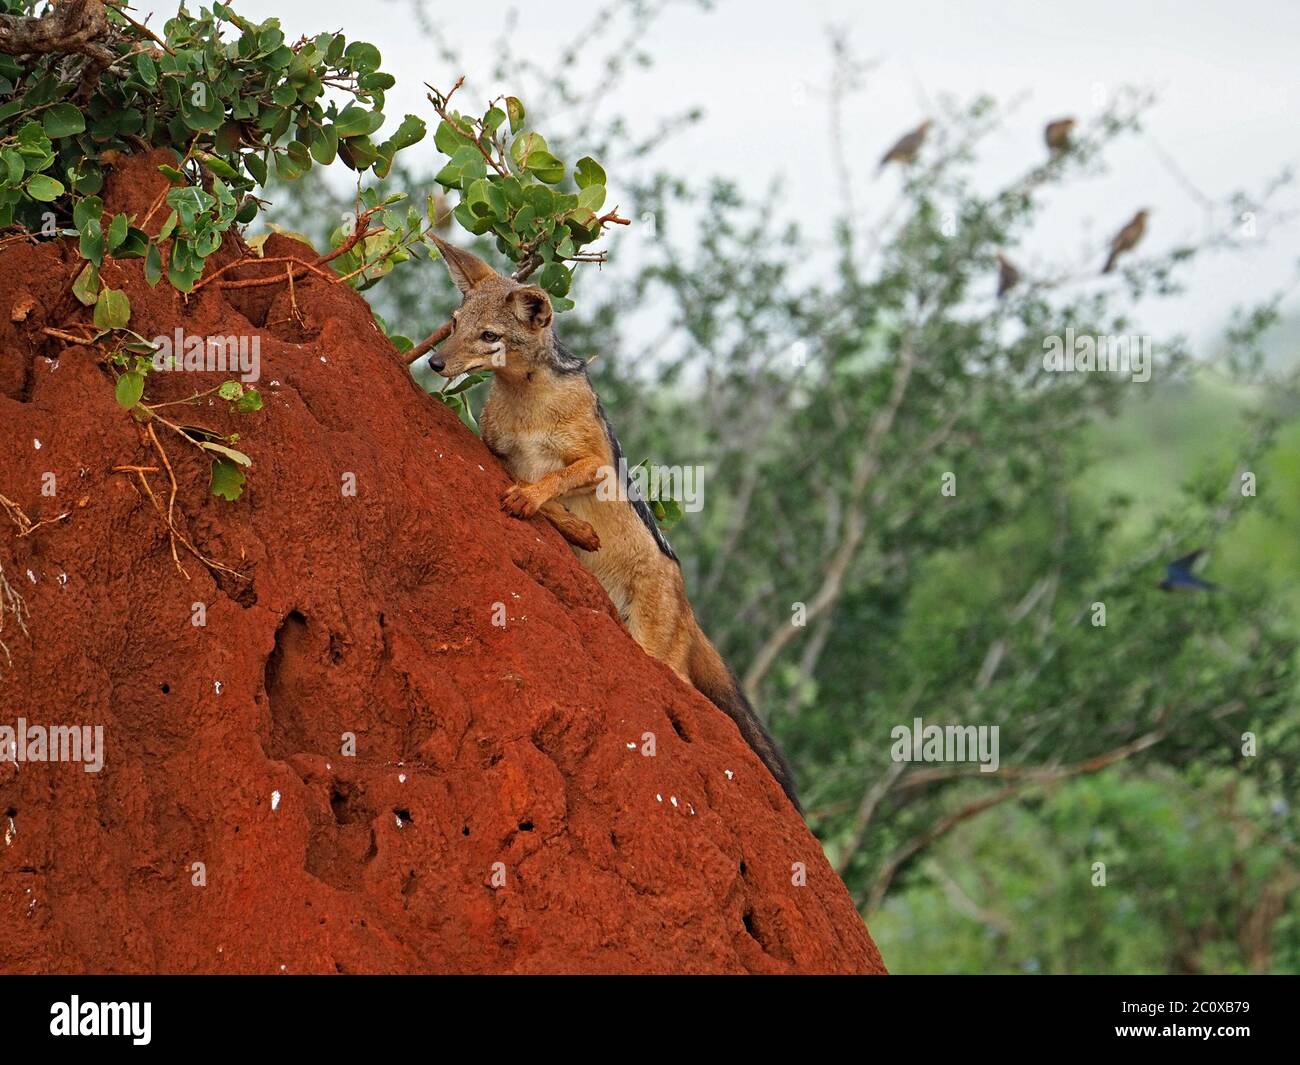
[501,483,544,518]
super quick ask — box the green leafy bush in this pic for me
[0,1,418,291]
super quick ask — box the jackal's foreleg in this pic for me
[501,457,604,519]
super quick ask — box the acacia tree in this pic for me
[593,72,1300,932]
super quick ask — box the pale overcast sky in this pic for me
[158,0,1300,344]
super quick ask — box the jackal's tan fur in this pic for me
[426,236,798,808]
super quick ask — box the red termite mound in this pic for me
[0,153,885,974]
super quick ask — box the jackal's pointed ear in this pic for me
[510,285,553,331]
[430,235,498,295]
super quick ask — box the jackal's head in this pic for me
[427,235,558,380]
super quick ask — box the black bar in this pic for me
[0,974,1293,1051]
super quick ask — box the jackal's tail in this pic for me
[688,632,801,812]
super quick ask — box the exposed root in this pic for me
[0,559,30,670]
[112,435,248,585]
[0,496,33,674]
[1,492,70,540]
[191,213,378,294]
[40,326,97,346]
[147,422,185,575]
[0,493,31,535]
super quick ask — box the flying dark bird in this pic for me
[996,252,1021,298]
[878,119,932,172]
[1159,549,1217,592]
[1102,208,1149,274]
[1044,117,1075,154]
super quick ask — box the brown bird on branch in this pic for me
[1102,209,1149,274]
[878,119,932,172]
[996,252,1021,298]
[1044,117,1075,155]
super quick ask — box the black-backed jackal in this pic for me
[427,236,799,809]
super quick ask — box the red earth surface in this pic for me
[0,152,885,974]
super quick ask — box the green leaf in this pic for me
[335,104,384,138]
[448,145,485,187]
[443,371,489,397]
[1,148,24,183]
[218,381,244,401]
[115,228,149,258]
[577,184,606,212]
[42,104,85,138]
[107,212,129,251]
[510,131,547,169]
[434,119,472,155]
[79,218,103,265]
[383,114,426,152]
[180,89,224,132]
[452,201,492,236]
[143,244,161,286]
[195,151,240,180]
[539,261,572,297]
[115,371,145,410]
[338,135,379,171]
[565,207,600,241]
[73,195,103,232]
[94,288,131,330]
[574,156,606,190]
[655,498,684,528]
[310,125,339,165]
[209,458,246,501]
[344,41,382,74]
[67,158,102,195]
[25,173,64,201]
[505,96,525,134]
[525,151,564,184]
[433,161,462,188]
[135,53,158,87]
[236,388,263,413]
[245,152,268,186]
[167,185,215,229]
[466,177,507,220]
[72,262,100,306]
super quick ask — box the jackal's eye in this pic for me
[480,330,500,343]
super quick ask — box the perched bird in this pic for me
[1159,549,1217,592]
[1044,117,1075,154]
[878,119,932,172]
[1102,208,1149,274]
[996,252,1021,298]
